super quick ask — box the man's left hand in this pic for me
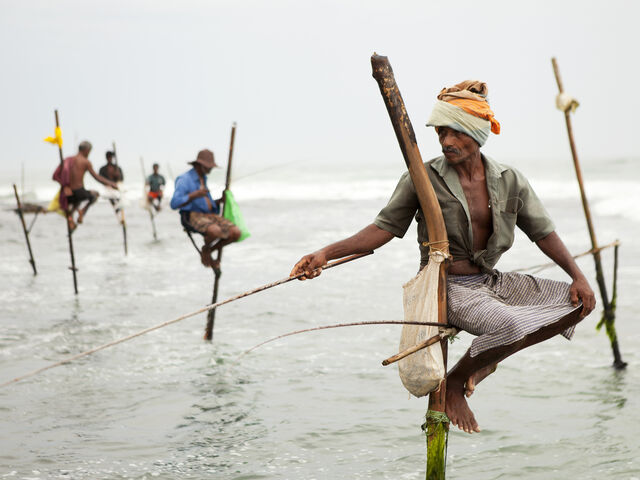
[570,276,596,318]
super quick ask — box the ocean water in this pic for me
[0,157,639,479]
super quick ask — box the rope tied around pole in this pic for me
[422,408,450,475]
[422,410,450,435]
[421,239,450,254]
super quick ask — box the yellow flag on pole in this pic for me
[44,126,63,147]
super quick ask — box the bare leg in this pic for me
[446,307,583,434]
[201,224,224,268]
[66,212,77,232]
[77,191,99,224]
[465,363,497,397]
[201,225,241,268]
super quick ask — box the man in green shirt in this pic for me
[290,80,596,434]
[146,163,166,212]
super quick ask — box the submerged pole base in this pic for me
[612,338,627,370]
[423,409,449,480]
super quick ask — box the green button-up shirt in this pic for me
[374,155,555,272]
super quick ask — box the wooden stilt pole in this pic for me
[112,141,128,256]
[139,157,158,241]
[13,183,37,275]
[54,110,78,294]
[551,58,626,369]
[371,54,450,480]
[205,122,237,341]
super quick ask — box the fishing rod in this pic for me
[0,251,373,388]
[240,321,454,359]
[232,158,305,183]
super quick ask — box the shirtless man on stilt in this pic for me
[67,141,118,230]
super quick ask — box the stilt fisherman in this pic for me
[291,80,596,433]
[170,149,241,268]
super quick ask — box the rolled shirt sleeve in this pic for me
[170,174,191,210]
[373,171,420,238]
[514,170,555,242]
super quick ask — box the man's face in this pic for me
[153,165,159,174]
[195,163,212,176]
[436,127,479,165]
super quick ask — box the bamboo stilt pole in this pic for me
[139,157,158,241]
[551,58,626,369]
[54,110,79,294]
[112,141,128,256]
[371,54,450,480]
[205,122,237,341]
[13,184,37,275]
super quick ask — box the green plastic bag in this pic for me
[223,189,250,242]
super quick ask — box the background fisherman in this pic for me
[67,141,118,230]
[99,151,124,183]
[290,81,596,434]
[145,163,165,212]
[170,149,241,268]
[99,151,125,223]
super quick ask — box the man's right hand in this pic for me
[191,187,209,199]
[290,251,327,280]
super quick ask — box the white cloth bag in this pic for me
[398,252,446,397]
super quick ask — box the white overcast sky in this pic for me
[1,0,638,183]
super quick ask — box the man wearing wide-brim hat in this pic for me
[170,149,241,267]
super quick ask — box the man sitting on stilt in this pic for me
[65,141,118,231]
[170,149,241,268]
[290,80,596,434]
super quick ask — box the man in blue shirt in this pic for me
[170,149,241,267]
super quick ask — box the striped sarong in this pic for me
[447,271,581,357]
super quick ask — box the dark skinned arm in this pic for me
[535,231,596,318]
[88,163,118,189]
[290,223,394,280]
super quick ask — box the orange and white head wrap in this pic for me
[426,80,500,147]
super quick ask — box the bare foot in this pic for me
[200,245,213,267]
[465,363,497,398]
[67,216,77,232]
[445,380,481,434]
[77,210,84,224]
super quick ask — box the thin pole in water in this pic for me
[54,110,79,294]
[205,122,237,341]
[12,184,37,275]
[112,141,128,255]
[551,58,626,369]
[139,156,158,241]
